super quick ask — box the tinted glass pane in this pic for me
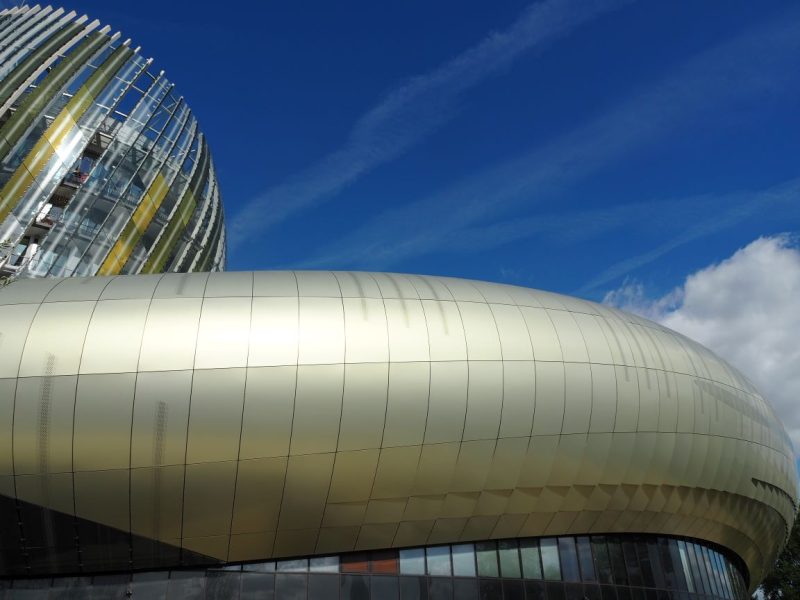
[622,542,642,586]
[168,571,206,598]
[453,578,479,600]
[702,547,720,597]
[277,559,308,573]
[426,546,451,576]
[592,537,613,585]
[275,574,305,600]
[687,544,708,594]
[677,542,695,593]
[615,585,632,600]
[128,572,166,599]
[400,549,426,575]
[577,537,596,582]
[525,580,547,600]
[372,550,399,574]
[637,541,655,587]
[647,540,665,589]
[520,539,543,580]
[504,579,525,600]
[452,544,477,577]
[241,573,275,600]
[541,538,561,581]
[342,553,370,573]
[584,583,602,600]
[309,556,339,573]
[608,540,628,586]
[565,582,584,600]
[499,539,521,578]
[207,572,241,600]
[308,574,337,600]
[476,542,499,577]
[600,584,618,600]
[341,574,369,600]
[429,578,453,600]
[547,581,566,600]
[372,575,399,600]
[244,562,276,572]
[400,576,427,600]
[479,578,502,600]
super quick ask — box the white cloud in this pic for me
[604,235,800,454]
[228,0,630,248]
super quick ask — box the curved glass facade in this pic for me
[0,535,747,600]
[0,5,225,279]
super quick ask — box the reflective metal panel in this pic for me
[0,271,794,592]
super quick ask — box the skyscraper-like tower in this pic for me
[0,4,225,280]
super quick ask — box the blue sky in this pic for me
[34,0,800,304]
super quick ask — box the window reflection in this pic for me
[540,538,561,581]
[4,534,747,600]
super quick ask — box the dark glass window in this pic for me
[676,541,695,593]
[342,552,370,573]
[308,574,337,600]
[547,581,566,600]
[541,538,561,581]
[277,559,308,573]
[341,574,369,600]
[453,578,479,600]
[622,542,642,586]
[636,541,655,587]
[504,578,525,600]
[207,571,241,599]
[584,583,602,600]
[686,544,708,594]
[372,575,399,600]
[372,550,399,574]
[608,540,629,586]
[309,556,339,573]
[426,546,451,576]
[647,540,665,589]
[241,573,275,600]
[499,539,521,578]
[525,580,547,600]
[577,537,596,581]
[399,576,427,600]
[168,571,206,598]
[520,538,543,580]
[275,574,305,600]
[565,582,584,600]
[558,538,580,582]
[428,577,453,600]
[600,584,618,600]
[476,542,499,577]
[592,537,613,585]
[479,578,502,600]
[452,544,477,577]
[615,584,632,600]
[628,585,645,600]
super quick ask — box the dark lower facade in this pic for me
[0,534,747,600]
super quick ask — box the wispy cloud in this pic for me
[297,10,800,270]
[228,0,631,248]
[577,178,800,293]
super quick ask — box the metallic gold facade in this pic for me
[0,271,795,591]
[0,5,225,279]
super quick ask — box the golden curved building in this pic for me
[0,270,795,597]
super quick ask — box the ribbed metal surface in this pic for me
[0,271,794,590]
[0,5,225,278]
